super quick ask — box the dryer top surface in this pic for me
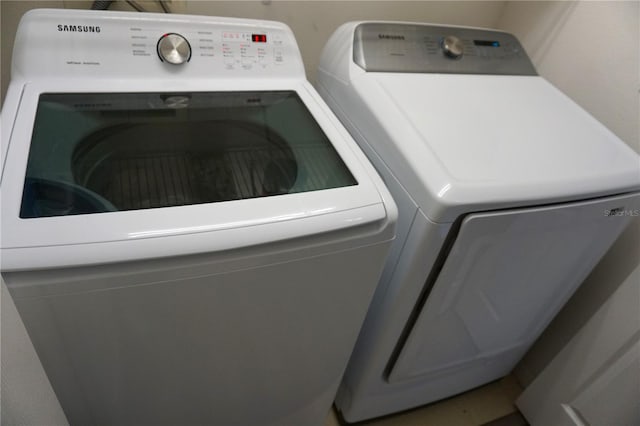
[350,72,640,219]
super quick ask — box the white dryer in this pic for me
[316,22,640,422]
[0,10,397,426]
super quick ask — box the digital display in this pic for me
[474,40,500,47]
[252,34,267,43]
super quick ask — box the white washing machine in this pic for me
[0,10,397,426]
[316,22,640,422]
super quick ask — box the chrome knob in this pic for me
[442,35,464,59]
[157,33,191,65]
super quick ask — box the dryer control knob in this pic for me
[157,33,191,65]
[442,35,464,59]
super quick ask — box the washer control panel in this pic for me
[12,10,304,80]
[353,23,536,75]
[128,23,290,71]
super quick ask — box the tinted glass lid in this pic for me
[22,91,356,218]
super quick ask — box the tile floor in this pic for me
[324,375,524,426]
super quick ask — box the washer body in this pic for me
[0,11,397,426]
[316,22,640,422]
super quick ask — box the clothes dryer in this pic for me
[316,22,640,422]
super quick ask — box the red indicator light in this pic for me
[252,34,267,43]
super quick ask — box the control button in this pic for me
[441,35,464,59]
[157,33,192,65]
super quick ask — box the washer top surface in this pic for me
[318,22,640,222]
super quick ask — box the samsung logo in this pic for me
[604,207,639,217]
[378,34,405,40]
[57,24,101,33]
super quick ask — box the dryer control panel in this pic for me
[353,23,537,75]
[11,9,304,80]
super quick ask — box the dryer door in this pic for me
[388,192,640,384]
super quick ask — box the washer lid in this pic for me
[17,91,358,219]
[0,83,395,270]
[352,73,640,221]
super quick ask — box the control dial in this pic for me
[441,35,464,59]
[157,33,191,65]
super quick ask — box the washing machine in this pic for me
[316,22,640,422]
[0,10,397,426]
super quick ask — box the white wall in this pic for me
[496,0,640,386]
